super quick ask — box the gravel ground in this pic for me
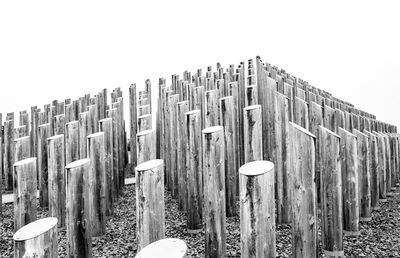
[2,185,400,257]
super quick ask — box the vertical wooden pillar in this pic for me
[108,108,120,199]
[293,97,309,130]
[383,134,392,194]
[136,129,156,165]
[65,159,92,258]
[48,134,66,228]
[244,85,258,106]
[135,159,165,251]
[30,106,39,158]
[65,121,80,164]
[374,132,387,200]
[204,90,219,127]
[14,136,31,163]
[79,112,91,159]
[319,126,343,257]
[338,128,359,235]
[4,119,14,190]
[176,100,189,212]
[243,105,263,162]
[38,123,51,208]
[88,104,99,133]
[137,114,152,133]
[13,217,58,258]
[169,94,179,199]
[202,126,226,258]
[364,130,379,210]
[323,105,334,131]
[289,122,317,257]
[54,114,65,135]
[13,157,37,232]
[129,83,138,170]
[99,118,114,216]
[240,160,276,258]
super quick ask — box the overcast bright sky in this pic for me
[1,1,399,130]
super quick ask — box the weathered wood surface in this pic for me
[14,136,31,163]
[374,132,387,200]
[364,130,379,210]
[4,119,14,190]
[293,97,309,130]
[136,129,156,165]
[65,121,80,164]
[108,108,120,199]
[54,114,65,135]
[168,94,179,199]
[176,100,189,212]
[129,83,138,170]
[204,90,219,127]
[38,123,51,208]
[243,105,262,162]
[99,118,114,216]
[137,114,152,133]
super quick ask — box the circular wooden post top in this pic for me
[177,100,189,105]
[66,120,79,126]
[47,134,64,141]
[290,122,316,138]
[87,132,104,138]
[136,159,164,172]
[239,160,274,176]
[14,135,30,142]
[243,104,262,111]
[65,158,90,169]
[202,126,223,134]
[137,129,155,137]
[13,157,37,167]
[185,109,200,116]
[38,123,50,128]
[220,96,233,101]
[99,118,112,123]
[138,114,152,119]
[135,238,187,258]
[13,217,58,241]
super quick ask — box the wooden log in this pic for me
[79,112,91,159]
[38,123,51,208]
[129,83,138,170]
[227,81,242,169]
[14,125,27,138]
[65,103,77,123]
[88,104,99,133]
[137,114,152,133]
[19,111,30,134]
[168,94,179,198]
[289,122,317,257]
[338,128,359,235]
[323,105,335,131]
[134,238,187,258]
[48,134,66,228]
[48,105,57,136]
[112,98,125,188]
[364,130,380,210]
[333,109,345,133]
[96,91,105,120]
[309,102,323,204]
[14,136,31,163]
[293,97,309,130]
[54,114,65,135]
[374,132,387,200]
[138,104,151,116]
[65,121,80,164]
[219,96,238,217]
[87,132,106,237]
[13,217,58,258]
[107,108,120,199]
[202,126,226,257]
[176,100,189,212]
[239,160,276,258]
[38,111,48,125]
[99,118,114,216]
[13,157,38,232]
[244,85,258,106]
[318,126,343,257]
[31,106,39,158]
[243,105,263,162]
[136,129,156,165]
[4,119,14,190]
[135,159,165,251]
[65,159,92,258]
[389,134,399,188]
[204,90,219,127]
[383,134,392,194]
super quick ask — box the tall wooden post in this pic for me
[176,100,189,212]
[87,132,106,237]
[134,238,187,258]
[240,160,276,258]
[54,114,65,135]
[48,134,66,228]
[338,128,359,235]
[293,97,309,130]
[108,108,120,199]
[99,118,114,216]
[13,217,58,258]
[136,129,156,165]
[135,159,165,251]
[169,94,179,199]
[383,134,392,194]
[14,136,31,163]
[319,126,343,257]
[364,130,379,210]
[31,106,39,158]
[243,105,263,162]
[244,85,258,106]
[79,112,91,159]
[138,114,152,133]
[4,119,14,190]
[65,159,92,258]
[129,83,138,171]
[374,132,386,200]
[88,104,99,133]
[202,126,226,257]
[204,90,219,127]
[65,121,80,164]
[38,123,51,208]
[13,157,38,232]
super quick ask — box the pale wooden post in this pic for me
[79,112,91,158]
[88,104,99,134]
[138,105,151,116]
[14,136,31,163]
[136,129,156,165]
[244,85,258,106]
[189,86,205,128]
[135,159,165,251]
[383,134,392,194]
[240,160,276,258]
[204,90,219,127]
[134,238,187,258]
[31,106,39,158]
[374,132,387,200]
[338,128,359,235]
[38,123,51,208]
[137,114,152,133]
[65,121,80,164]
[19,111,30,134]
[163,91,171,191]
[323,105,335,131]
[333,109,345,133]
[99,118,114,216]
[319,125,343,257]
[14,125,27,138]
[48,134,66,228]
[129,83,138,171]
[4,119,14,190]
[219,96,238,217]
[54,114,65,135]
[65,159,92,258]
[13,217,58,258]
[202,126,226,258]
[293,97,309,130]
[364,130,379,210]
[176,100,189,212]
[243,105,262,162]
[389,134,398,189]
[169,94,179,198]
[13,157,38,232]
[0,139,2,218]
[87,132,106,237]
[111,98,125,188]
[309,101,323,204]
[65,103,77,123]
[108,108,120,199]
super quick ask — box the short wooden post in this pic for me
[389,134,398,189]
[48,134,66,228]
[65,159,92,258]
[169,94,179,199]
[4,119,14,190]
[240,160,276,258]
[243,105,262,162]
[202,126,226,257]
[176,100,189,212]
[99,118,114,216]
[19,111,30,135]
[219,96,238,217]
[79,112,91,158]
[134,238,187,258]
[319,126,343,257]
[13,217,58,258]
[13,157,38,232]
[87,132,106,237]
[65,121,80,164]
[364,130,379,210]
[204,90,219,127]
[136,129,156,165]
[38,123,51,208]
[374,132,387,200]
[338,128,359,235]
[14,136,31,163]
[135,159,165,251]
[138,114,152,133]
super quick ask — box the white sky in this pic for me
[1,1,399,130]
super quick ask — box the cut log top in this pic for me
[295,96,308,103]
[99,118,112,123]
[137,129,155,137]
[38,123,50,128]
[65,158,91,169]
[243,105,262,111]
[55,114,64,118]
[185,110,200,116]
[134,238,187,258]
[14,157,37,167]
[220,96,233,101]
[14,125,26,130]
[80,111,89,116]
[177,100,189,105]
[66,120,79,125]
[13,217,58,241]
[87,104,96,108]
[108,108,118,112]
[202,126,223,134]
[138,114,152,119]
[136,159,164,172]
[353,129,367,137]
[239,160,274,176]
[47,134,64,141]
[87,132,104,138]
[276,92,289,99]
[338,127,356,137]
[291,122,316,138]
[318,125,340,138]
[14,136,30,142]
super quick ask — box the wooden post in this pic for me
[293,97,309,130]
[134,238,187,258]
[13,157,38,232]
[65,159,92,258]
[338,128,359,235]
[136,129,156,165]
[364,130,379,210]
[374,132,387,200]
[390,134,399,188]
[107,108,120,199]
[135,159,165,251]
[219,96,238,217]
[289,122,317,257]
[38,123,51,208]
[243,105,263,162]
[244,85,258,106]
[13,217,58,258]
[323,105,335,131]
[189,86,205,127]
[88,104,99,133]
[54,114,65,135]
[14,125,27,138]
[99,118,114,216]
[169,94,179,199]
[319,125,343,257]
[185,110,203,233]
[87,132,106,237]
[111,98,125,188]
[240,160,276,258]
[19,111,30,134]
[4,119,14,190]
[309,101,323,204]
[79,112,91,158]
[48,134,66,228]
[138,105,151,116]
[0,139,2,218]
[202,126,226,257]
[137,114,152,133]
[129,83,138,171]
[65,121,80,164]
[204,90,219,127]
[14,136,31,163]
[383,134,392,194]
[176,100,189,212]
[31,106,39,158]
